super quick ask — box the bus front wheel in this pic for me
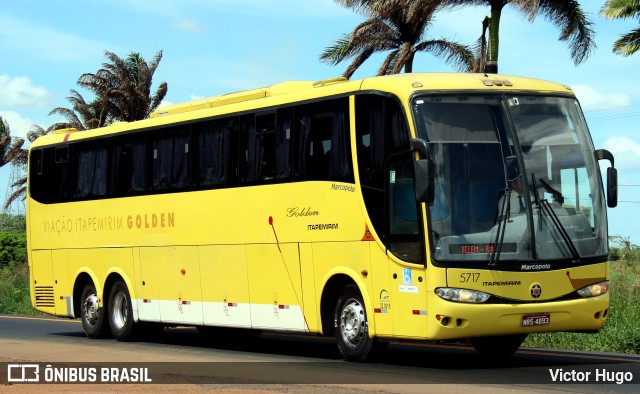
[81,283,110,338]
[333,285,373,361]
[470,334,528,358]
[108,280,137,341]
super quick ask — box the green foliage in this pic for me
[0,213,26,232]
[0,262,35,315]
[0,231,27,266]
[0,215,35,315]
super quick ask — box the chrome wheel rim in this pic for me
[83,292,100,326]
[339,298,365,345]
[112,291,128,330]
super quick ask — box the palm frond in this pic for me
[415,39,476,72]
[377,49,400,75]
[27,125,48,142]
[320,36,354,65]
[613,27,640,56]
[4,185,26,211]
[600,0,640,19]
[538,0,596,65]
[389,43,414,74]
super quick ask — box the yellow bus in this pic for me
[27,73,617,361]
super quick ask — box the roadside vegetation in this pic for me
[0,214,34,315]
[1,218,638,354]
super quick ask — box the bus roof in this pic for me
[31,73,574,148]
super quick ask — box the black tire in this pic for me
[108,280,138,341]
[470,334,528,358]
[333,285,374,362]
[80,283,110,338]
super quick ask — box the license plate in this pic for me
[522,313,550,327]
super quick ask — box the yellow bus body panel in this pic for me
[27,73,606,343]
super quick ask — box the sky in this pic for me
[1,0,639,246]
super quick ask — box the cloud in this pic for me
[0,75,50,108]
[0,15,110,63]
[571,84,631,111]
[603,136,640,174]
[0,111,36,141]
[169,20,206,33]
[102,0,351,18]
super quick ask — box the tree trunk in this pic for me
[485,6,502,74]
[404,52,415,74]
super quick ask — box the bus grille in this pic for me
[34,286,55,307]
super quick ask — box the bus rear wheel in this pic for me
[470,334,528,358]
[108,280,138,341]
[81,283,110,338]
[333,285,374,361]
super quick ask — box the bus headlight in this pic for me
[577,280,609,298]
[435,287,491,303]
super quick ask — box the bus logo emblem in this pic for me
[530,284,542,298]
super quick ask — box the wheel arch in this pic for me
[319,271,375,337]
[72,271,99,319]
[103,269,139,323]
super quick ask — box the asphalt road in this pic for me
[1,314,639,392]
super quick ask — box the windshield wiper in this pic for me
[533,176,580,261]
[489,188,511,266]
[539,178,565,205]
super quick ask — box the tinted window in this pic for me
[193,117,238,189]
[294,98,353,182]
[29,148,51,203]
[74,142,108,199]
[355,94,411,245]
[110,134,147,196]
[53,146,70,202]
[151,126,190,192]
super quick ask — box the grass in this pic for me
[0,261,37,315]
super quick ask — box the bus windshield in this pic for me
[413,94,608,266]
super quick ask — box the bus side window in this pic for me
[388,155,422,263]
[275,108,292,180]
[241,112,274,183]
[74,142,108,199]
[110,135,147,195]
[193,117,237,189]
[151,126,190,192]
[29,148,51,203]
[293,98,353,183]
[355,93,415,258]
[53,146,70,202]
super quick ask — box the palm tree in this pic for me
[49,91,108,131]
[600,0,640,56]
[320,0,476,78]
[48,50,167,132]
[0,117,26,167]
[4,124,51,209]
[443,0,596,73]
[78,50,168,122]
[1,117,28,210]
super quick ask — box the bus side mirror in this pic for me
[410,138,435,203]
[595,149,617,208]
[607,167,618,208]
[414,159,434,203]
